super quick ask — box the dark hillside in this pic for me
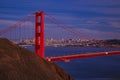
[0,38,74,80]
[104,39,120,45]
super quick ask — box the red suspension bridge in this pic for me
[0,11,120,62]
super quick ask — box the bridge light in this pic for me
[105,52,108,55]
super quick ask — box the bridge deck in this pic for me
[46,51,120,62]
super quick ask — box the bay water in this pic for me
[27,46,120,80]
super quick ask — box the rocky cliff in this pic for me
[0,38,74,80]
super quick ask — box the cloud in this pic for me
[0,19,17,25]
[0,19,34,32]
[45,23,120,39]
[88,7,120,16]
[54,0,120,17]
[76,28,120,39]
[0,0,120,39]
[111,22,120,28]
[45,15,120,39]
[45,13,120,33]
[74,0,120,6]
[0,14,19,19]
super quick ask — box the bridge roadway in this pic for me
[46,51,120,62]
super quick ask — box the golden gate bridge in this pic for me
[0,11,120,62]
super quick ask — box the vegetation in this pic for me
[0,38,74,80]
[104,39,120,45]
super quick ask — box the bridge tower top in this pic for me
[35,11,44,58]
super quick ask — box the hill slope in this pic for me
[0,38,74,80]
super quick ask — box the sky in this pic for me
[0,0,120,39]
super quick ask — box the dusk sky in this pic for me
[0,0,120,39]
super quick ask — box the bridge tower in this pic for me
[35,11,44,58]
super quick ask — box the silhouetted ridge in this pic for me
[0,38,74,80]
[104,39,120,45]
